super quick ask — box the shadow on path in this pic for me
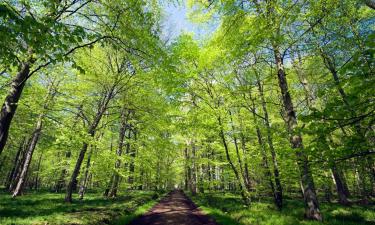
[128,190,217,225]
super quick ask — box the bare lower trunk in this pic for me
[12,115,43,197]
[78,147,93,200]
[109,109,129,197]
[229,110,248,191]
[331,164,350,205]
[34,151,43,190]
[256,75,283,209]
[6,138,25,190]
[0,63,30,154]
[184,147,189,191]
[239,131,252,190]
[249,91,276,202]
[128,129,136,187]
[190,141,197,195]
[65,143,89,202]
[323,172,332,203]
[218,116,250,205]
[274,46,321,220]
[65,89,114,203]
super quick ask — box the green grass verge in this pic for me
[0,190,162,225]
[189,192,375,225]
[110,198,158,225]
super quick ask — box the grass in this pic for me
[0,190,162,225]
[189,192,375,225]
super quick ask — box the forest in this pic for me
[0,0,374,225]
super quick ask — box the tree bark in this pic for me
[331,164,350,205]
[12,114,43,197]
[273,46,321,220]
[65,89,114,203]
[78,146,93,200]
[128,129,136,187]
[0,62,30,154]
[248,90,277,205]
[184,146,189,191]
[190,140,197,195]
[218,116,250,205]
[109,108,130,197]
[34,151,43,190]
[229,110,249,191]
[256,75,283,209]
[11,80,57,197]
[5,137,25,190]
[65,142,89,202]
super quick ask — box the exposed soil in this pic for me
[128,190,218,225]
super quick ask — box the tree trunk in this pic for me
[128,129,136,187]
[78,146,93,200]
[184,146,189,191]
[109,108,129,197]
[190,140,197,195]
[256,75,283,209]
[323,172,332,203]
[65,142,89,202]
[249,91,277,205]
[65,90,114,203]
[331,164,350,205]
[229,110,249,191]
[218,116,250,205]
[12,114,43,197]
[5,138,25,190]
[34,151,43,190]
[0,62,30,154]
[273,46,321,220]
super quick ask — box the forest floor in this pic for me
[0,190,162,225]
[128,190,217,225]
[1,189,374,225]
[189,192,375,225]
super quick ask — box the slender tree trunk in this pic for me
[190,140,197,195]
[128,129,136,187]
[255,75,283,209]
[218,116,250,205]
[331,164,350,205]
[109,108,129,197]
[229,110,249,191]
[249,91,277,204]
[9,140,29,192]
[184,146,189,191]
[239,130,252,191]
[273,46,321,220]
[78,146,93,200]
[0,62,30,154]
[323,171,332,203]
[11,79,57,197]
[65,90,114,203]
[34,151,43,190]
[12,114,43,197]
[6,138,25,190]
[104,175,114,197]
[65,142,89,202]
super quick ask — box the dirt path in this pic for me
[128,190,218,225]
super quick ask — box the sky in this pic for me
[161,1,218,43]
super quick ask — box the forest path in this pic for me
[128,190,218,225]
